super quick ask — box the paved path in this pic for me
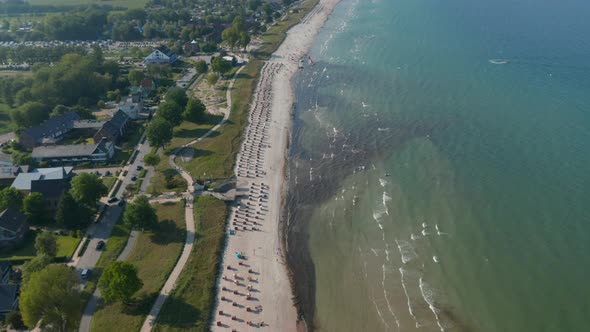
[139,66,244,331]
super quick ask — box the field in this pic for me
[101,176,117,192]
[154,196,229,331]
[27,0,147,9]
[91,201,186,332]
[0,231,81,262]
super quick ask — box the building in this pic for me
[117,96,143,119]
[11,167,73,210]
[141,78,155,91]
[0,165,29,187]
[183,40,200,54]
[0,208,29,250]
[93,110,131,143]
[0,262,12,285]
[19,112,81,149]
[144,45,178,65]
[0,284,18,316]
[31,138,114,164]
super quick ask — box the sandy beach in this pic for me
[211,0,341,330]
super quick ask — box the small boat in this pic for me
[489,59,510,65]
[298,58,304,69]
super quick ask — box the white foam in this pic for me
[399,267,419,327]
[422,229,429,236]
[433,256,439,263]
[422,222,427,228]
[419,278,446,332]
[395,239,418,264]
[378,127,390,131]
[370,297,391,329]
[382,264,401,328]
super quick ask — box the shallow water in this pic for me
[286,0,590,331]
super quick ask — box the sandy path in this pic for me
[211,0,342,330]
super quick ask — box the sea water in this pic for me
[286,0,590,331]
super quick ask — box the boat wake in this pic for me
[489,59,510,65]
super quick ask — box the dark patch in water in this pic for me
[283,62,451,330]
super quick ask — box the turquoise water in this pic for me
[286,0,590,331]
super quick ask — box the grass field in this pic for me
[154,196,228,332]
[148,150,187,196]
[101,176,117,191]
[0,231,81,262]
[91,201,186,332]
[27,0,147,9]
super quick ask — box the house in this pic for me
[0,208,29,250]
[183,40,200,54]
[144,45,178,65]
[93,110,131,143]
[19,112,81,149]
[0,284,19,316]
[11,167,73,210]
[0,165,29,187]
[31,138,114,164]
[0,152,12,167]
[141,78,155,91]
[0,262,11,284]
[118,96,143,119]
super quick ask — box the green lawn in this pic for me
[91,201,186,332]
[101,176,117,192]
[154,196,228,332]
[28,0,147,9]
[148,150,187,196]
[0,231,81,262]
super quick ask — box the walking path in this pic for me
[139,67,244,331]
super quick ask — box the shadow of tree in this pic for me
[153,296,201,328]
[122,292,158,316]
[150,219,185,245]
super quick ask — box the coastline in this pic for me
[211,0,342,330]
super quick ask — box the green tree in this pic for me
[23,193,47,224]
[5,311,26,330]
[11,151,33,166]
[128,69,145,86]
[239,31,251,50]
[211,57,232,76]
[123,195,157,229]
[34,232,57,257]
[156,101,183,126]
[98,261,143,304]
[70,173,108,206]
[20,265,80,331]
[50,104,70,118]
[165,88,188,108]
[221,27,239,50]
[0,187,23,211]
[11,102,50,128]
[195,60,208,74]
[146,117,173,148]
[22,254,52,284]
[184,97,206,122]
[143,152,161,166]
[56,192,91,229]
[207,72,219,86]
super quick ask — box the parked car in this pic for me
[118,199,126,207]
[105,170,112,176]
[81,269,91,279]
[107,197,118,203]
[94,171,101,176]
[136,165,143,171]
[131,176,137,181]
[96,241,105,250]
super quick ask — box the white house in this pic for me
[144,45,178,65]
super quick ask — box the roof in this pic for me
[0,208,27,233]
[156,45,176,57]
[22,112,80,142]
[32,144,98,159]
[0,165,28,179]
[99,110,130,138]
[141,78,154,90]
[0,284,18,313]
[11,167,73,191]
[73,120,105,129]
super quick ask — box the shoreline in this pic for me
[211,0,342,330]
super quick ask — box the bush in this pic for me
[5,311,26,329]
[70,230,77,238]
